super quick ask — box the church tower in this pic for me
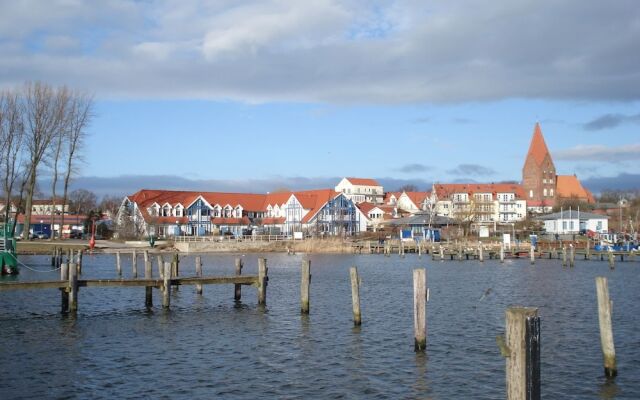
[522,123,556,210]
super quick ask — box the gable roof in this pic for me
[345,177,380,186]
[556,175,595,203]
[525,123,552,166]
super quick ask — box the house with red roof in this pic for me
[433,183,527,224]
[335,177,384,204]
[118,188,365,238]
[385,191,432,213]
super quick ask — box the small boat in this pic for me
[1,221,18,275]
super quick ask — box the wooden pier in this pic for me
[0,254,269,313]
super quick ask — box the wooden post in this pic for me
[608,250,615,269]
[143,250,149,265]
[162,261,171,308]
[234,257,243,300]
[116,251,121,276]
[51,248,56,266]
[479,242,484,262]
[156,255,163,277]
[145,260,153,308]
[569,244,575,268]
[505,307,540,400]
[439,245,444,261]
[195,256,203,295]
[562,246,567,267]
[500,243,505,263]
[595,277,617,378]
[586,238,591,260]
[77,250,83,275]
[67,248,72,263]
[132,250,137,278]
[172,253,179,291]
[257,258,268,305]
[60,263,69,313]
[301,260,311,314]
[350,266,361,326]
[69,263,78,313]
[530,244,535,265]
[413,268,427,351]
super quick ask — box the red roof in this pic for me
[525,123,552,166]
[345,177,380,186]
[556,175,595,203]
[211,216,251,225]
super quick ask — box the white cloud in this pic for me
[0,0,639,103]
[554,144,640,162]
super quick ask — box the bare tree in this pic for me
[0,90,25,226]
[48,121,66,239]
[99,195,123,219]
[68,188,97,215]
[60,92,93,238]
[22,82,70,239]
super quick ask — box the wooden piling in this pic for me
[569,244,575,268]
[500,243,505,263]
[145,260,153,308]
[195,256,203,295]
[69,263,78,313]
[143,250,149,265]
[479,242,484,262]
[77,250,83,275]
[257,258,268,305]
[562,246,567,267]
[162,261,171,308]
[530,244,535,265]
[413,268,426,352]
[586,239,591,260]
[132,250,137,278]
[156,255,164,277]
[595,277,617,378]
[51,248,56,267]
[608,251,615,269]
[60,263,69,313]
[116,251,121,276]
[234,257,243,300]
[505,307,540,400]
[439,245,444,261]
[350,266,361,326]
[301,260,311,314]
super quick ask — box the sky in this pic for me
[1,0,639,197]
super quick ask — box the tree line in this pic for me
[0,81,93,238]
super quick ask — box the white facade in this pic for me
[335,178,384,204]
[435,190,526,223]
[538,211,608,234]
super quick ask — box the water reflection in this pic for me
[599,379,620,399]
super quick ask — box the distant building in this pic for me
[335,177,384,204]
[433,183,527,224]
[384,191,431,213]
[357,202,395,231]
[536,210,608,234]
[118,189,365,238]
[31,199,69,215]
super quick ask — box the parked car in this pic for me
[30,231,49,239]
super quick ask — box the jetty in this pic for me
[0,252,268,313]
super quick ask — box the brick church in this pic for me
[522,123,594,213]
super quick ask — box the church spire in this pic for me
[525,122,552,166]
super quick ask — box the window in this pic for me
[543,188,547,197]
[597,221,602,231]
[550,189,554,197]
[529,190,533,198]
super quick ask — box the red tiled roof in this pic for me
[556,175,595,203]
[16,214,88,223]
[525,123,552,166]
[260,217,286,225]
[357,202,377,214]
[403,191,431,207]
[384,192,401,204]
[345,177,380,186]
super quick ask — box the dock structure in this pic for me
[351,239,637,265]
[0,253,268,314]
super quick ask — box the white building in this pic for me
[433,183,527,223]
[335,177,384,204]
[536,210,609,234]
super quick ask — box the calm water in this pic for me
[1,252,639,399]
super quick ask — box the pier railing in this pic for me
[174,234,291,243]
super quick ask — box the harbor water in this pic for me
[1,253,639,399]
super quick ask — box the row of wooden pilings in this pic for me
[54,251,268,314]
[299,260,617,400]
